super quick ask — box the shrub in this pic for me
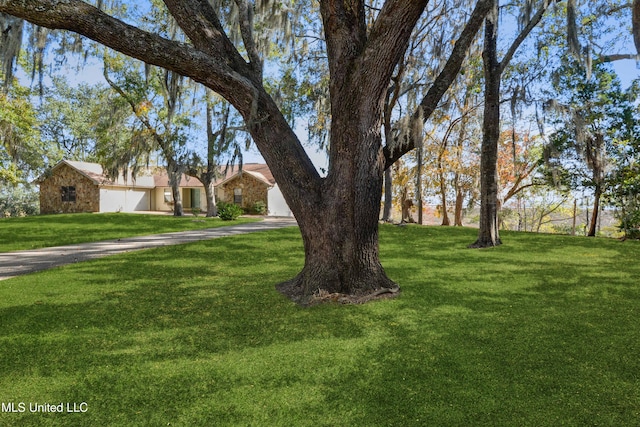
[0,184,39,217]
[218,202,243,221]
[251,200,267,215]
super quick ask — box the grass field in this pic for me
[1,224,639,426]
[0,213,259,252]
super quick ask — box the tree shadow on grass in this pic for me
[1,225,639,426]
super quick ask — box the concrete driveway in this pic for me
[0,217,297,281]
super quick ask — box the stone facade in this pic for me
[36,161,283,215]
[217,173,269,212]
[39,163,100,214]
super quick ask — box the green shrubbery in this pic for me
[218,202,244,220]
[251,200,267,215]
[0,184,39,217]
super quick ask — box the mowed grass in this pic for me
[1,224,639,426]
[0,213,259,252]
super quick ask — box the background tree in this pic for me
[470,0,559,248]
[185,91,246,217]
[606,78,640,239]
[39,78,104,161]
[103,53,198,216]
[544,60,630,236]
[0,77,46,185]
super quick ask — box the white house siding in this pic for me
[100,187,151,212]
[267,184,293,217]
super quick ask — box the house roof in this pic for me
[36,160,275,189]
[215,163,276,187]
[153,172,203,188]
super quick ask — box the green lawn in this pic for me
[1,225,639,426]
[0,213,259,252]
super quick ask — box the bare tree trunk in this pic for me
[572,198,577,235]
[382,167,393,222]
[439,176,450,226]
[416,142,424,225]
[470,0,501,247]
[634,0,640,55]
[588,185,602,237]
[454,174,465,226]
[168,167,184,216]
[276,96,399,304]
[203,180,217,217]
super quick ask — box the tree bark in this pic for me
[203,179,217,217]
[416,142,424,225]
[454,176,465,226]
[634,0,640,55]
[588,184,602,237]
[470,0,555,247]
[382,167,393,222]
[167,165,184,216]
[438,150,450,226]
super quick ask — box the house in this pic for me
[35,160,293,216]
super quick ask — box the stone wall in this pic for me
[39,164,100,214]
[218,173,269,212]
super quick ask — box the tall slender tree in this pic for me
[469,0,559,247]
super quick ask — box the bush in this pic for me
[218,202,243,221]
[0,184,39,217]
[251,200,267,215]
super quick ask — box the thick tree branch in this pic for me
[596,53,639,63]
[363,0,429,97]
[234,0,263,78]
[0,0,255,106]
[634,0,640,55]
[319,0,367,87]
[384,0,493,169]
[162,0,254,79]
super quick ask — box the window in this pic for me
[164,189,172,203]
[233,188,242,205]
[61,186,76,202]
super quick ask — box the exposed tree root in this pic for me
[276,281,401,306]
[468,238,502,249]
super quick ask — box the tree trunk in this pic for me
[276,186,398,305]
[454,175,464,226]
[437,138,450,226]
[382,167,393,222]
[203,179,217,217]
[276,94,398,305]
[588,185,602,237]
[416,142,424,225]
[634,0,640,56]
[168,166,184,217]
[171,183,183,216]
[470,0,501,248]
[439,175,450,226]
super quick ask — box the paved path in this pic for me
[0,218,297,281]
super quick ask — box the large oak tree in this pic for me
[0,0,491,304]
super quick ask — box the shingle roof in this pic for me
[36,160,275,189]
